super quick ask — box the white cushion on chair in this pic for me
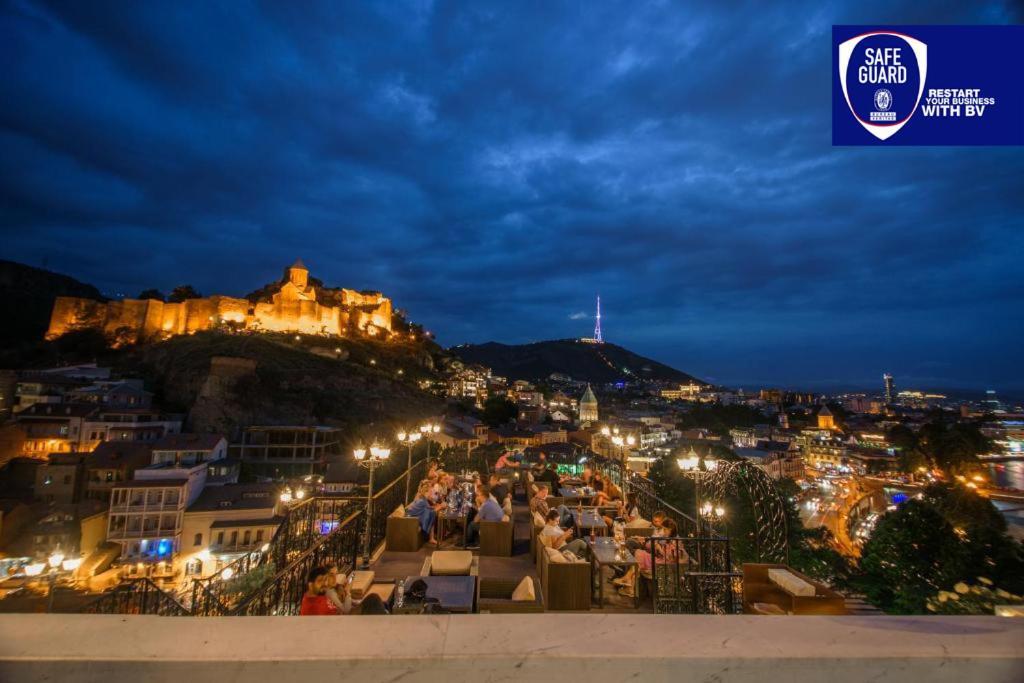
[545,547,568,564]
[511,577,536,602]
[532,511,545,527]
[390,504,405,517]
[431,550,473,575]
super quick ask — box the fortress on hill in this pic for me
[46,259,393,344]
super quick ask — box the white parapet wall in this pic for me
[1,613,1022,683]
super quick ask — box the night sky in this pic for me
[2,1,1022,392]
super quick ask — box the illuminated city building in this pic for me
[45,259,393,345]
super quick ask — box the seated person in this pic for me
[617,492,642,524]
[540,509,588,559]
[488,474,511,513]
[299,566,337,616]
[625,510,667,552]
[494,450,519,471]
[359,593,389,615]
[616,518,687,597]
[406,481,447,544]
[464,484,505,548]
[529,484,550,517]
[579,467,594,487]
[531,484,575,528]
[534,463,562,492]
[324,564,353,614]
[591,472,607,501]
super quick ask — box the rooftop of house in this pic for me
[187,483,278,513]
[152,433,226,451]
[87,441,155,469]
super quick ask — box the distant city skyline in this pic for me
[1,1,1021,391]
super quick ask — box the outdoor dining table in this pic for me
[575,509,608,537]
[438,508,468,548]
[560,486,594,503]
[587,536,640,609]
[394,575,478,614]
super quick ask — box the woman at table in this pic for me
[592,472,611,505]
[618,492,642,524]
[616,518,687,597]
[405,481,446,545]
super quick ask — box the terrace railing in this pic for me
[626,472,700,538]
[437,447,490,477]
[189,497,358,616]
[230,507,363,616]
[645,536,740,614]
[80,577,190,617]
[365,458,427,558]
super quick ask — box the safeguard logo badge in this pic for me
[838,31,927,141]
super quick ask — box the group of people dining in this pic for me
[402,460,513,548]
[528,462,689,599]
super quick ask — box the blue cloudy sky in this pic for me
[1,1,1022,392]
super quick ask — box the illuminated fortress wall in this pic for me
[45,260,393,345]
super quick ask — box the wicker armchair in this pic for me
[539,548,591,611]
[385,514,423,552]
[478,577,545,613]
[480,518,514,557]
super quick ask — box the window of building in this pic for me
[216,532,224,546]
[229,531,238,546]
[255,529,264,543]
[194,533,202,547]
[243,530,251,546]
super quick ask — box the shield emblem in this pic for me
[838,32,927,141]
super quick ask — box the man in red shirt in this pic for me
[299,566,337,616]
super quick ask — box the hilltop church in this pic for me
[46,259,393,345]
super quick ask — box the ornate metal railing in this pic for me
[365,458,427,558]
[627,472,700,537]
[80,578,190,616]
[645,536,740,614]
[703,460,789,563]
[437,446,490,477]
[230,507,363,616]
[190,497,358,616]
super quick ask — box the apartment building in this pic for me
[106,463,207,563]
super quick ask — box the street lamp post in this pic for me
[355,443,391,569]
[677,448,718,536]
[45,548,64,613]
[397,430,422,503]
[700,502,727,536]
[419,422,441,462]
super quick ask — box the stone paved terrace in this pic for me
[2,613,1021,682]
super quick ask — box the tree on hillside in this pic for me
[887,421,990,476]
[481,396,518,427]
[857,500,970,614]
[137,289,166,301]
[168,285,203,302]
[921,483,1024,593]
[675,404,765,437]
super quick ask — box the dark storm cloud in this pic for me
[1,0,1021,390]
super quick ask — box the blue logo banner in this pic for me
[832,26,1023,146]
